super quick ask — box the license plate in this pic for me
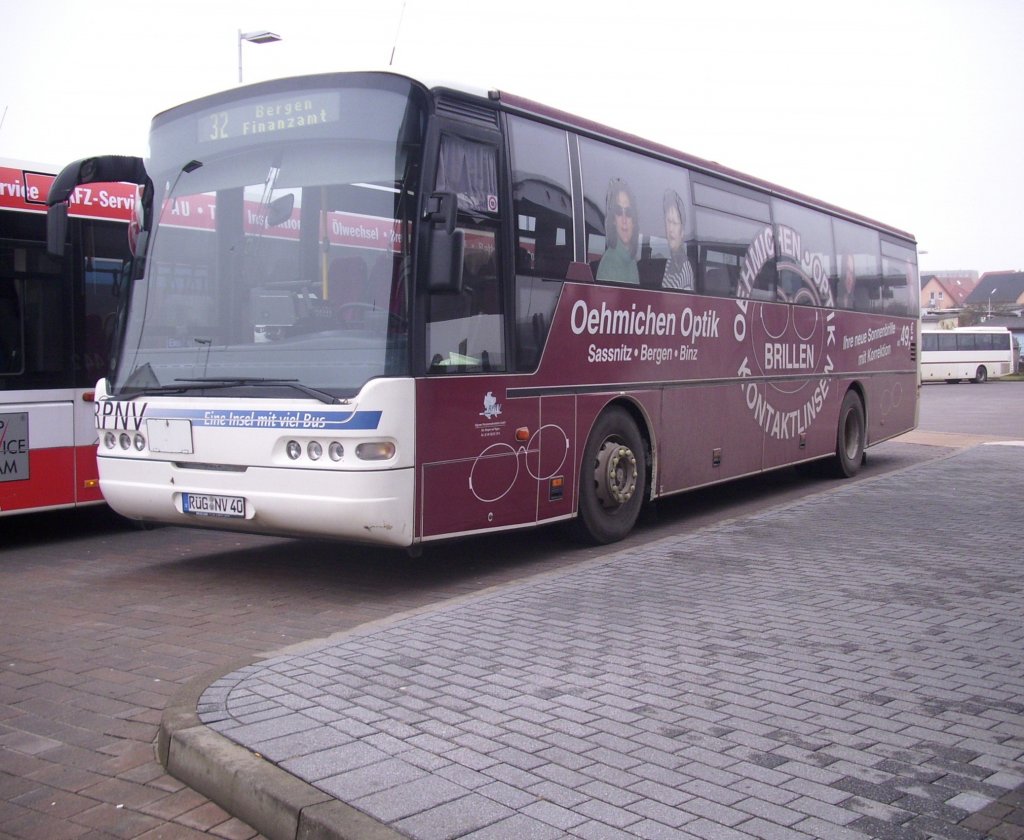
[182,493,246,518]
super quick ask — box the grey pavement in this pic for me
[162,442,1024,840]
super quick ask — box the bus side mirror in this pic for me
[424,192,464,293]
[47,203,69,257]
[427,227,465,294]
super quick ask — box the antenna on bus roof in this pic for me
[389,1,406,67]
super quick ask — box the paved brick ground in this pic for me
[200,444,1024,839]
[0,497,614,838]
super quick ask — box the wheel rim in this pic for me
[594,440,637,508]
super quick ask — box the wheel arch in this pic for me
[843,379,868,443]
[590,395,657,503]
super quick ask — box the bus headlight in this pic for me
[286,440,302,460]
[119,433,131,450]
[328,442,344,461]
[133,433,146,452]
[104,432,117,449]
[307,441,322,461]
[356,441,395,461]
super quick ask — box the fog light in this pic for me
[286,440,302,460]
[356,441,395,461]
[307,441,322,461]
[133,433,146,452]
[328,441,344,461]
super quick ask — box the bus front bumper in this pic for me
[98,456,416,547]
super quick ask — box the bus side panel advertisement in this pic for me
[413,282,917,540]
[0,413,30,482]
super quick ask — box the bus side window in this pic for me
[834,220,881,314]
[508,116,573,371]
[692,179,773,301]
[0,278,22,375]
[703,262,735,297]
[881,238,918,317]
[771,199,834,307]
[693,207,772,300]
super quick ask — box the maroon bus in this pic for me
[47,71,919,550]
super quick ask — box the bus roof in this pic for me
[922,325,1011,332]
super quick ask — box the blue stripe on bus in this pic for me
[149,408,382,431]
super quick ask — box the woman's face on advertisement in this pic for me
[843,255,856,291]
[665,204,683,252]
[614,191,635,243]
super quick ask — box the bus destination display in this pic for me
[198,91,341,144]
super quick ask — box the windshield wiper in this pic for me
[118,383,193,399]
[174,377,343,404]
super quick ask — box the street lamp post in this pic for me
[988,288,997,320]
[238,29,282,84]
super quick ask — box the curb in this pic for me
[159,662,406,840]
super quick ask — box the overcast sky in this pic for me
[2,0,1021,274]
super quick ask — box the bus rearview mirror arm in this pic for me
[46,155,149,257]
[424,191,464,293]
[423,191,457,234]
[47,204,69,257]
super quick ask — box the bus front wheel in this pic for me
[831,390,865,478]
[973,366,988,384]
[574,407,646,545]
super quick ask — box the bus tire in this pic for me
[831,390,865,478]
[574,406,646,545]
[973,366,988,383]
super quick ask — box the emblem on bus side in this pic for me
[480,392,502,420]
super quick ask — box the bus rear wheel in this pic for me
[973,366,988,383]
[574,407,646,545]
[831,390,865,478]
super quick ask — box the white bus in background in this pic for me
[920,326,1016,383]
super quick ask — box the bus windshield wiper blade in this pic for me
[173,378,342,404]
[118,383,193,398]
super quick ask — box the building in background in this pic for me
[965,271,1024,314]
[920,271,978,313]
[963,271,1024,359]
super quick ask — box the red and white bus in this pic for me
[1,160,133,516]
[47,71,919,549]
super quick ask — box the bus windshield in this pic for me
[114,77,426,400]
